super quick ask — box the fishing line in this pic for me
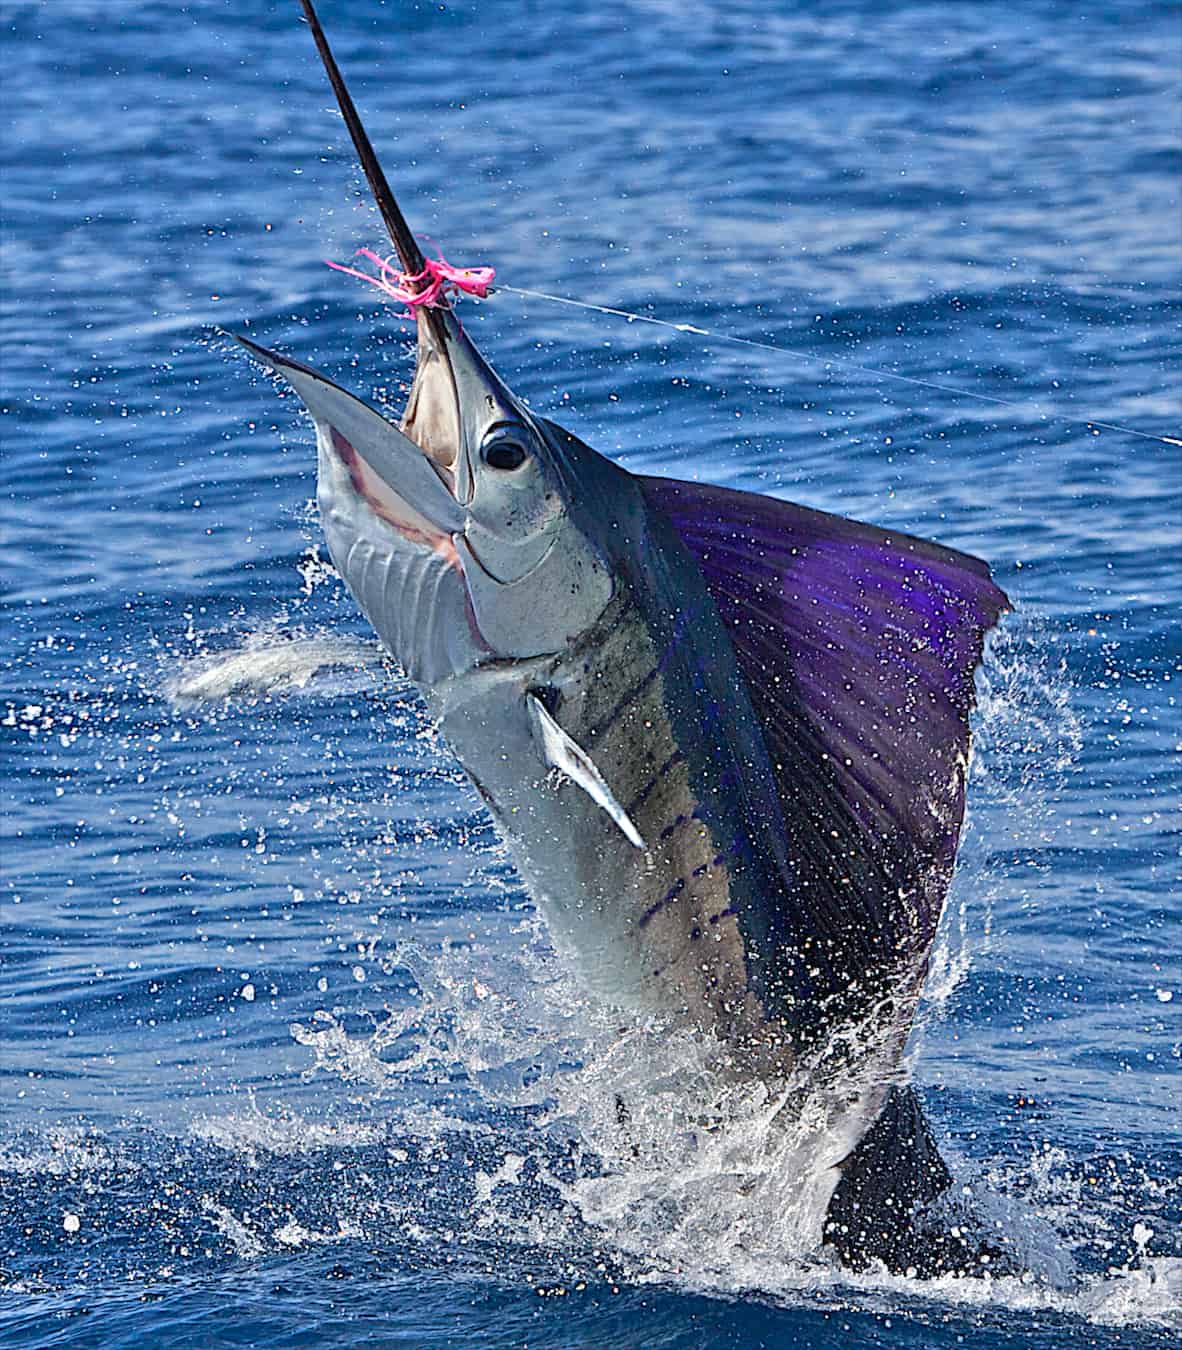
[494,284,1182,449]
[325,248,1181,449]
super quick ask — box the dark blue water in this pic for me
[3,1,1180,1344]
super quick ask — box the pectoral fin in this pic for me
[526,693,646,850]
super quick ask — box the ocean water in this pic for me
[2,0,1180,1345]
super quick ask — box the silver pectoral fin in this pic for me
[525,694,646,850]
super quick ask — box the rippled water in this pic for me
[2,1,1179,1345]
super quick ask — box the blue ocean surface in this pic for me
[2,0,1180,1345]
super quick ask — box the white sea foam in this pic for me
[0,1129,124,1179]
[165,626,384,705]
[201,1199,268,1260]
[190,1104,385,1162]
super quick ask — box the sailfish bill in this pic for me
[237,0,1011,1275]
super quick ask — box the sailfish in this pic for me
[237,0,1010,1275]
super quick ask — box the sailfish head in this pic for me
[238,0,621,685]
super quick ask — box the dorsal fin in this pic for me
[639,475,1009,1034]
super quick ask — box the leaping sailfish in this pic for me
[237,0,1010,1275]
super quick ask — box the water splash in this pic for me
[271,923,1181,1332]
[165,624,384,705]
[923,612,1084,1015]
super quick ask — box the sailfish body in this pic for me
[238,1,1010,1274]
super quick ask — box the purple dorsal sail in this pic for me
[640,475,1009,1037]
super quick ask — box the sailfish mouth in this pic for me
[234,333,467,551]
[234,0,474,544]
[296,0,492,506]
[240,1,542,567]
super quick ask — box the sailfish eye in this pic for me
[481,434,529,471]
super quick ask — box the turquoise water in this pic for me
[2,1,1179,1344]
